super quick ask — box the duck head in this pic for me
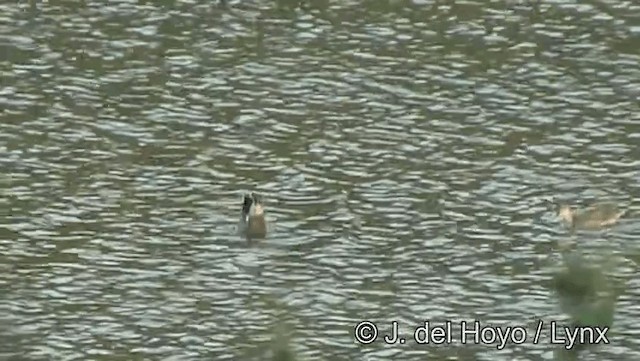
[242,192,264,219]
[557,204,575,225]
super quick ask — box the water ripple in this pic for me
[2,0,639,360]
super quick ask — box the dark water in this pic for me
[1,0,639,360]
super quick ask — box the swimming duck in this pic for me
[557,202,624,231]
[239,192,267,240]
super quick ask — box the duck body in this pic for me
[239,192,267,240]
[557,202,624,231]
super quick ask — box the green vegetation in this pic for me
[551,251,625,360]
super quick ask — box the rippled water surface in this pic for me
[2,0,639,360]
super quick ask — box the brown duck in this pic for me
[239,192,267,240]
[557,202,625,231]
